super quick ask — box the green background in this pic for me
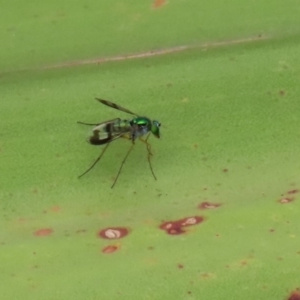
[1,0,300,299]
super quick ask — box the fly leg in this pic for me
[78,143,111,178]
[139,134,157,180]
[111,143,135,189]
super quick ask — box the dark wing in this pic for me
[77,118,121,126]
[89,118,132,145]
[89,130,131,145]
[95,98,138,116]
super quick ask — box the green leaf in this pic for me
[1,1,300,299]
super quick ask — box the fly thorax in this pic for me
[130,117,151,138]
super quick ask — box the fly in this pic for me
[78,98,161,188]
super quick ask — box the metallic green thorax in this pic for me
[129,117,160,141]
[131,117,161,138]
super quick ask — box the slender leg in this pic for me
[111,143,135,189]
[139,134,157,181]
[78,143,110,178]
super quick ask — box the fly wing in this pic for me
[89,131,125,145]
[77,118,119,126]
[89,118,132,145]
[95,98,138,116]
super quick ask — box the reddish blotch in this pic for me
[50,206,61,212]
[288,189,299,194]
[198,202,222,209]
[102,245,119,254]
[160,216,204,235]
[153,0,166,8]
[98,227,129,240]
[34,228,53,236]
[279,198,294,204]
[287,289,300,300]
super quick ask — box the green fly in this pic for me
[78,98,161,188]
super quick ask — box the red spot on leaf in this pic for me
[153,0,166,8]
[198,202,222,209]
[287,289,300,300]
[34,228,53,236]
[177,264,184,269]
[50,206,61,212]
[102,245,119,254]
[180,216,204,227]
[168,228,185,235]
[160,216,204,235]
[163,223,186,235]
[288,189,299,194]
[279,198,294,204]
[98,227,129,240]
